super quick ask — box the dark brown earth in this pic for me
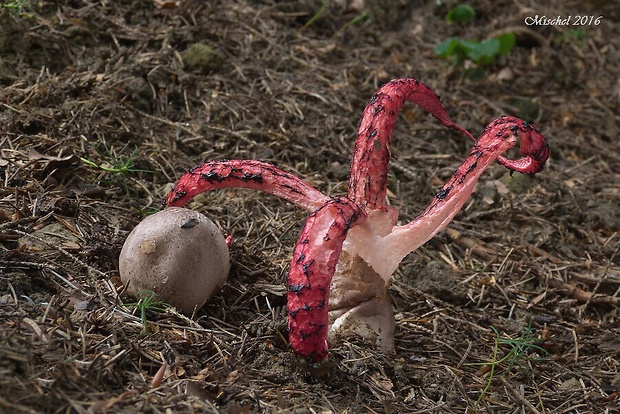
[1,1,619,413]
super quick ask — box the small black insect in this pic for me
[181,218,199,229]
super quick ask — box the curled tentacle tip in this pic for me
[496,117,549,175]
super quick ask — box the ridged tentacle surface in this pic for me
[286,198,366,362]
[349,115,550,279]
[348,78,475,210]
[164,159,330,211]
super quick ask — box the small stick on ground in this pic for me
[583,244,619,311]
[499,377,543,414]
[547,277,620,306]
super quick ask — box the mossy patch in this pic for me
[181,43,224,73]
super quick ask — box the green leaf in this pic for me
[497,32,516,56]
[469,38,499,64]
[446,4,475,24]
[457,39,479,54]
[434,37,459,58]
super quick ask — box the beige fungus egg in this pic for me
[119,207,230,314]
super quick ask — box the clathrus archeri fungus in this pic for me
[164,78,550,363]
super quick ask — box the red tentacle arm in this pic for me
[348,78,476,210]
[164,160,330,212]
[497,118,550,174]
[344,116,549,279]
[287,198,366,362]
